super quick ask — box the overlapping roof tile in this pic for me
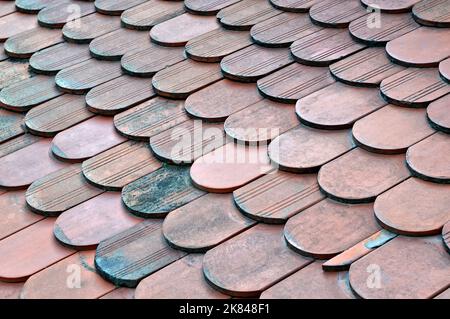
[0,0,448,300]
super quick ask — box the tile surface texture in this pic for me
[0,0,448,300]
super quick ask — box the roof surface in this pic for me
[0,0,449,299]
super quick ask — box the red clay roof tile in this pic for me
[374,177,450,236]
[163,193,255,252]
[54,192,142,250]
[413,0,450,27]
[349,235,450,299]
[284,199,380,258]
[203,224,312,297]
[135,254,229,299]
[233,171,324,223]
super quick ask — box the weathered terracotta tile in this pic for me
[0,109,25,143]
[0,134,40,159]
[224,99,298,143]
[330,47,405,87]
[54,192,142,250]
[0,282,23,299]
[261,262,354,299]
[257,63,334,103]
[381,68,450,107]
[0,190,44,241]
[26,164,104,216]
[4,27,62,58]
[296,82,386,129]
[121,43,186,77]
[86,76,155,115]
[285,199,380,258]
[375,177,450,236]
[443,222,450,253]
[221,45,293,82]
[150,13,219,46]
[82,141,161,191]
[322,230,397,271]
[234,171,324,223]
[0,75,62,112]
[95,219,187,287]
[185,0,241,15]
[353,105,434,154]
[121,0,185,30]
[217,0,281,30]
[62,13,121,43]
[136,254,228,299]
[51,116,126,162]
[318,148,410,203]
[251,13,317,47]
[89,29,151,61]
[290,28,365,66]
[114,97,188,140]
[15,0,65,13]
[190,142,273,193]
[0,60,31,90]
[361,0,421,13]
[29,43,91,75]
[203,224,312,297]
[37,1,96,28]
[163,193,255,252]
[21,250,115,299]
[95,0,149,15]
[440,58,450,82]
[310,0,367,28]
[185,80,263,122]
[100,288,135,299]
[349,236,450,299]
[413,0,450,27]
[0,1,16,18]
[0,12,37,41]
[268,126,355,173]
[386,27,450,67]
[406,132,450,183]
[427,94,450,133]
[350,12,419,45]
[122,165,205,218]
[186,28,252,62]
[0,138,67,189]
[25,94,94,137]
[0,218,74,282]
[269,0,319,12]
[152,60,222,99]
[150,120,226,164]
[56,60,122,94]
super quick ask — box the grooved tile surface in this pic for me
[0,0,448,300]
[95,220,187,287]
[122,165,206,218]
[121,0,185,30]
[186,28,252,62]
[82,140,162,191]
[330,47,405,87]
[114,97,188,140]
[86,76,155,115]
[37,1,96,28]
[233,171,324,223]
[26,164,104,216]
